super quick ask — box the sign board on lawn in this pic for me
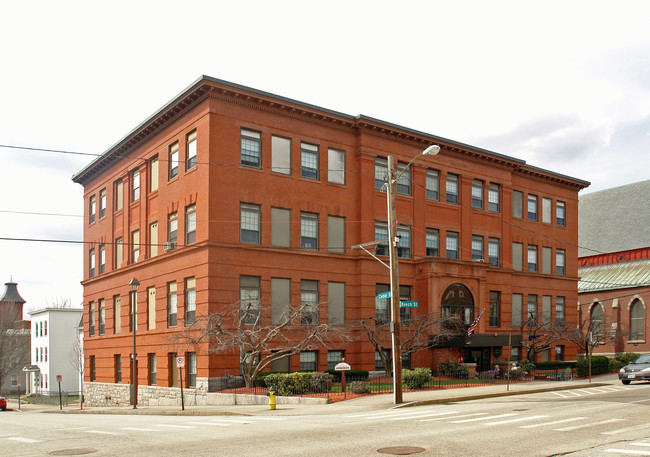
[334,362,351,371]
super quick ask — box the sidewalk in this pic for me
[7,375,619,417]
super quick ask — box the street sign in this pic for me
[377,291,391,300]
[334,362,351,371]
[176,356,185,368]
[56,375,62,383]
[400,301,418,308]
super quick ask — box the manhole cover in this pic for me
[377,446,426,455]
[50,449,98,456]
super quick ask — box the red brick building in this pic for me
[72,76,589,403]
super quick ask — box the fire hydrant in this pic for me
[266,386,276,410]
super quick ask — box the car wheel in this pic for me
[1,407,5,411]
[622,380,631,385]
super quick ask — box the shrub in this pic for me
[534,361,576,370]
[438,361,469,377]
[402,368,432,389]
[264,372,313,396]
[326,369,369,382]
[349,381,370,394]
[518,359,536,373]
[609,353,640,372]
[576,356,609,377]
[310,372,334,392]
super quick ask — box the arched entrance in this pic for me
[441,283,475,326]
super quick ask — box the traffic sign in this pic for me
[176,356,185,368]
[56,375,62,383]
[400,301,418,308]
[377,291,391,300]
[334,362,351,371]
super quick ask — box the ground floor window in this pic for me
[327,351,344,370]
[300,351,317,371]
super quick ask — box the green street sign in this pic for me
[400,301,418,308]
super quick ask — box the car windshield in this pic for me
[633,355,650,364]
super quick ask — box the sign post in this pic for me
[57,375,63,410]
[334,359,351,399]
[17,381,20,410]
[177,356,185,411]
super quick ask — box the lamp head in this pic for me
[129,277,140,292]
[422,145,441,156]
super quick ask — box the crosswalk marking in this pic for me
[451,413,517,423]
[601,423,650,435]
[420,413,489,422]
[188,421,229,426]
[390,411,462,421]
[87,430,121,435]
[604,449,650,455]
[6,437,41,443]
[520,417,587,429]
[156,424,196,429]
[121,427,161,432]
[554,418,624,432]
[485,415,548,426]
[576,389,596,395]
[631,443,650,447]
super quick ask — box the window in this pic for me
[115,179,123,211]
[149,222,158,257]
[542,197,552,224]
[511,347,520,362]
[169,142,179,179]
[327,351,344,370]
[300,280,319,325]
[512,242,523,271]
[113,295,121,334]
[168,212,178,247]
[271,136,291,174]
[488,238,500,267]
[45,347,48,361]
[186,130,197,170]
[241,129,261,168]
[150,156,159,192]
[90,356,96,382]
[471,235,484,261]
[271,278,291,325]
[328,148,345,184]
[240,276,261,325]
[115,355,122,383]
[300,212,318,250]
[169,352,178,387]
[374,158,388,190]
[375,222,389,256]
[591,303,604,341]
[300,142,319,179]
[630,299,644,340]
[240,203,260,244]
[131,230,140,263]
[89,302,95,336]
[446,173,459,204]
[167,282,177,327]
[376,349,391,370]
[148,354,157,385]
[425,169,439,200]
[542,247,552,274]
[555,345,565,361]
[300,351,317,371]
[542,295,552,324]
[399,285,412,323]
[89,248,95,278]
[99,299,105,335]
[397,225,411,258]
[426,229,440,257]
[556,201,566,226]
[488,183,500,212]
[132,170,140,202]
[527,295,538,326]
[395,162,410,195]
[527,245,538,272]
[147,287,156,330]
[328,282,345,324]
[44,321,47,335]
[99,189,107,218]
[556,249,566,275]
[328,215,345,253]
[115,237,123,269]
[489,291,500,327]
[512,190,523,218]
[471,180,483,209]
[527,194,538,221]
[512,294,523,327]
[271,207,291,247]
[185,277,196,324]
[446,231,459,259]
[187,352,197,387]
[89,195,96,224]
[556,296,565,324]
[185,204,196,245]
[99,244,105,274]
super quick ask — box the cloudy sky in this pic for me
[1,1,649,313]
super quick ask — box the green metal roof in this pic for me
[578,259,650,293]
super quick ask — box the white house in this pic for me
[29,308,83,394]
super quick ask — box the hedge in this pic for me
[576,356,609,377]
[326,369,369,382]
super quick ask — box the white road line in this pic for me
[590,388,607,393]
[485,415,548,426]
[87,430,121,435]
[576,389,596,395]
[631,398,650,404]
[211,419,252,424]
[552,392,569,398]
[631,443,650,447]
[555,418,624,431]
[601,423,650,435]
[6,437,41,443]
[520,417,587,429]
[420,413,489,422]
[155,424,196,429]
[451,413,517,423]
[121,427,161,432]
[357,410,452,420]
[390,411,463,421]
[188,421,231,426]
[604,449,650,455]
[566,391,582,396]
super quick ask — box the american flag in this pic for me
[467,309,484,337]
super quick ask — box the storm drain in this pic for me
[50,449,98,456]
[377,446,426,455]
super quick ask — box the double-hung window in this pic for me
[528,194,538,221]
[374,158,388,190]
[168,212,178,247]
[89,195,96,223]
[527,245,538,272]
[471,180,484,209]
[132,170,140,202]
[375,222,389,256]
[556,249,566,275]
[300,142,319,179]
[328,148,345,184]
[300,212,318,250]
[167,282,177,327]
[240,276,261,325]
[99,299,105,335]
[488,238,500,267]
[240,203,260,244]
[131,230,140,263]
[300,351,317,371]
[185,204,196,245]
[471,235,484,261]
[527,295,538,326]
[148,354,157,385]
[512,190,523,218]
[185,277,196,324]
[489,291,500,327]
[556,201,566,226]
[395,162,410,195]
[426,229,439,257]
[488,183,500,212]
[169,142,179,179]
[186,130,197,170]
[300,280,319,326]
[89,248,96,278]
[115,237,123,268]
[241,129,261,168]
[446,231,459,259]
[446,173,459,204]
[187,352,197,387]
[99,189,107,218]
[271,136,290,174]
[99,244,105,274]
[542,198,552,224]
[150,157,159,192]
[556,296,565,324]
[397,225,411,258]
[425,169,439,200]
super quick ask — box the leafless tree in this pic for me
[517,315,575,362]
[0,306,30,395]
[177,300,350,387]
[359,312,463,376]
[563,313,624,360]
[69,335,84,409]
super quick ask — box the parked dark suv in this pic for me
[619,354,650,384]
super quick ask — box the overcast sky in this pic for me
[1,1,649,313]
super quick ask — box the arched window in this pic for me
[630,299,644,341]
[441,283,475,326]
[590,302,603,342]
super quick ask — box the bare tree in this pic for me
[563,314,623,360]
[0,306,30,395]
[359,312,463,376]
[69,335,84,409]
[517,315,575,362]
[177,300,350,387]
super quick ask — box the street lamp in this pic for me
[129,277,140,409]
[387,144,440,404]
